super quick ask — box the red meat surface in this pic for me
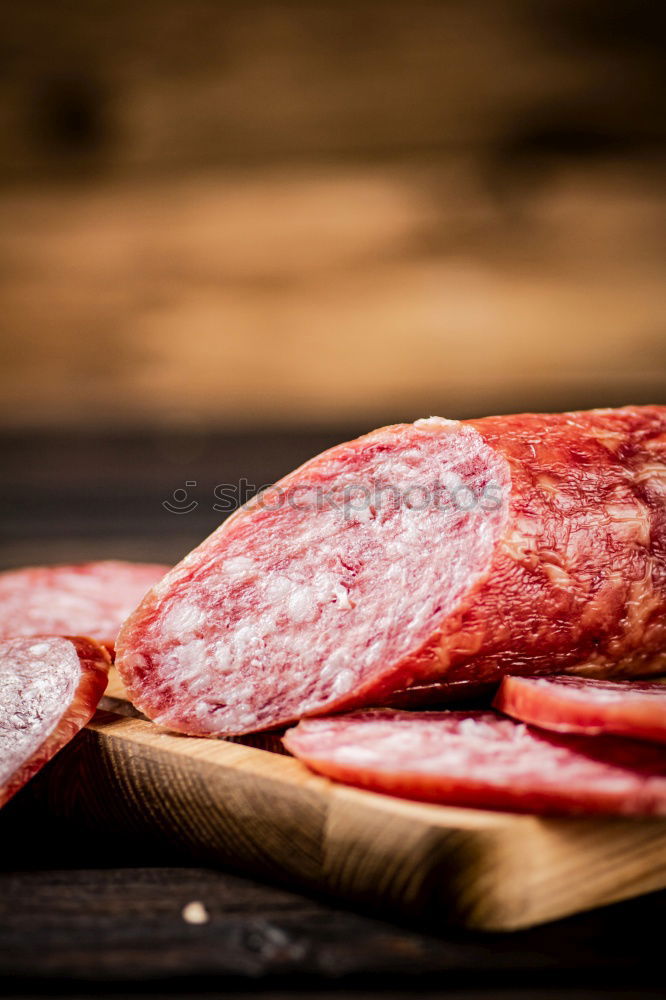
[115,406,666,736]
[283,709,666,816]
[0,636,110,807]
[495,674,666,744]
[0,561,170,650]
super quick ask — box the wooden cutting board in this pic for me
[38,670,666,932]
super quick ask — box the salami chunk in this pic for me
[115,406,666,736]
[495,675,666,744]
[283,710,666,816]
[0,636,110,807]
[0,561,169,650]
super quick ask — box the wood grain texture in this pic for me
[4,1,663,178]
[0,160,664,431]
[35,699,666,931]
[0,865,664,992]
[1,2,664,434]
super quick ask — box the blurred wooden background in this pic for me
[0,0,664,430]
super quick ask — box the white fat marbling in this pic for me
[0,637,80,786]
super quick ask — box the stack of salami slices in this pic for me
[4,406,666,819]
[114,406,666,817]
[0,561,168,807]
[283,694,666,817]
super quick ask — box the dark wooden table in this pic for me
[1,431,664,998]
[1,790,665,998]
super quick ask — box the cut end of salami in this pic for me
[0,635,110,808]
[495,674,666,744]
[283,710,666,817]
[0,561,170,649]
[116,420,509,734]
[115,406,666,737]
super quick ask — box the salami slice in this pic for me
[0,561,169,650]
[495,674,666,744]
[115,406,666,736]
[283,710,666,816]
[0,636,110,808]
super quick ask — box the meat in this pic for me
[0,561,170,650]
[0,636,110,808]
[283,710,666,816]
[115,406,666,737]
[495,674,666,744]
